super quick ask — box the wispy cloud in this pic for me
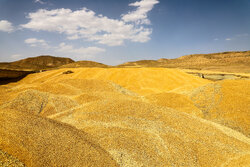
[122,0,159,25]
[24,38,50,48]
[11,54,22,59]
[34,0,46,5]
[24,38,105,57]
[55,43,105,57]
[21,0,159,46]
[224,33,249,41]
[0,20,14,33]
[236,33,249,37]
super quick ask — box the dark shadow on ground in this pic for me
[0,69,35,85]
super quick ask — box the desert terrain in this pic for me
[118,51,250,72]
[0,51,250,166]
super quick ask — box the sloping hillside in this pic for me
[0,55,74,84]
[118,51,250,73]
[0,55,74,71]
[59,61,109,68]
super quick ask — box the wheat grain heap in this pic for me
[0,67,249,166]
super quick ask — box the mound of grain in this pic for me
[0,109,118,167]
[1,67,249,167]
[51,99,250,167]
[0,149,25,167]
[1,89,79,116]
[19,68,210,95]
[1,89,49,114]
[146,92,203,117]
[190,80,250,137]
[42,95,79,116]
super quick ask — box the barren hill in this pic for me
[0,55,74,83]
[118,51,250,73]
[1,67,249,166]
[59,60,109,68]
[0,55,74,71]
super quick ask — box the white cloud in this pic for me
[224,33,249,41]
[34,0,46,4]
[214,38,219,41]
[21,0,159,46]
[236,33,249,37]
[11,54,22,59]
[55,42,105,57]
[0,20,14,33]
[24,38,49,48]
[24,38,104,58]
[122,0,159,25]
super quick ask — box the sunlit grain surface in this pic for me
[0,67,249,166]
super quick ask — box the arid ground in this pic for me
[0,51,249,166]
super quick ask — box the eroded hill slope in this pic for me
[118,51,250,73]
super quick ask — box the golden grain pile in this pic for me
[0,149,25,167]
[189,80,250,137]
[0,109,119,167]
[0,68,249,166]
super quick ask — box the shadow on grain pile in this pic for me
[0,149,25,166]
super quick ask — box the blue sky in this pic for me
[0,0,250,65]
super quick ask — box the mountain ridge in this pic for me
[0,55,74,71]
[117,51,250,73]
